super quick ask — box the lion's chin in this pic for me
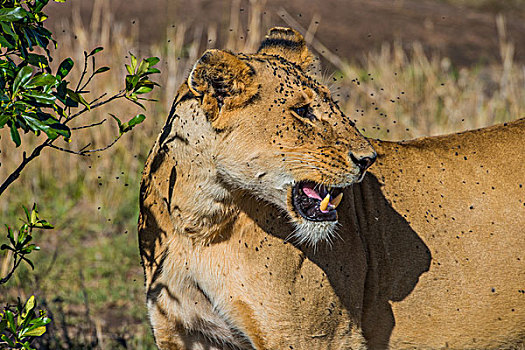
[288,218,339,248]
[284,184,340,247]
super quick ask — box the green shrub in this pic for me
[0,0,160,348]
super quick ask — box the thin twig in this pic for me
[75,52,89,92]
[48,144,90,156]
[66,90,125,124]
[0,139,52,197]
[80,73,96,93]
[89,92,108,105]
[70,119,106,130]
[79,55,98,92]
[49,135,120,156]
[79,143,92,152]
[0,255,23,285]
[81,136,121,154]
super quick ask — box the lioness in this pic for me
[138,27,525,349]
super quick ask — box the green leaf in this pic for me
[22,318,50,340]
[0,7,28,22]
[89,47,103,56]
[0,314,6,333]
[10,122,21,147]
[26,53,49,68]
[94,66,110,74]
[146,67,161,74]
[21,245,34,254]
[21,244,40,254]
[136,59,148,76]
[25,74,56,89]
[128,113,146,127]
[23,205,30,222]
[0,34,14,49]
[125,64,133,75]
[30,205,37,225]
[109,113,122,128]
[29,316,51,327]
[23,27,35,51]
[56,58,74,80]
[20,234,33,249]
[55,80,67,98]
[33,0,50,13]
[1,21,17,42]
[23,296,36,318]
[145,56,160,66]
[22,115,70,139]
[134,85,153,94]
[7,225,15,245]
[34,220,53,229]
[125,75,139,92]
[18,226,28,245]
[23,91,56,105]
[30,26,52,53]
[6,309,15,333]
[21,325,47,337]
[62,97,78,108]
[1,333,15,347]
[119,113,145,134]
[66,89,90,110]
[13,66,33,95]
[129,52,137,71]
[126,96,146,110]
[0,114,9,128]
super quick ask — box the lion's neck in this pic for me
[159,98,239,242]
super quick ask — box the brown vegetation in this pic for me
[47,0,525,66]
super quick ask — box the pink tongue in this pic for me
[302,187,322,200]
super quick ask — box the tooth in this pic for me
[331,193,343,208]
[320,194,330,211]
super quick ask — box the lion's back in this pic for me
[365,118,525,349]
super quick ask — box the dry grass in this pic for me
[0,0,523,347]
[339,15,524,140]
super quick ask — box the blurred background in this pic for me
[1,0,524,348]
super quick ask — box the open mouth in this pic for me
[292,181,344,222]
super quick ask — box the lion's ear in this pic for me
[188,49,258,120]
[257,27,312,70]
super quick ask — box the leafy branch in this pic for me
[0,1,162,348]
[0,1,161,197]
[0,296,51,349]
[0,204,51,348]
[0,204,52,285]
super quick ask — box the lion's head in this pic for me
[168,27,376,245]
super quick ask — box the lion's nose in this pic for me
[350,151,377,171]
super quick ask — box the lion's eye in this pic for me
[292,105,317,122]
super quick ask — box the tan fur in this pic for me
[257,27,313,70]
[139,28,525,349]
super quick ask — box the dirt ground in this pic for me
[48,0,525,66]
